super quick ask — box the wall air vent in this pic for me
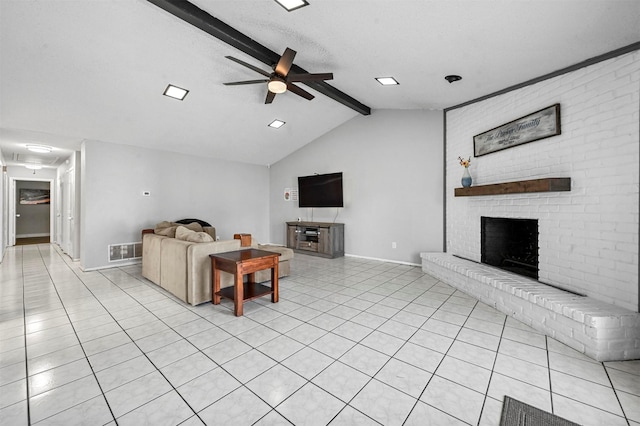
[108,242,142,262]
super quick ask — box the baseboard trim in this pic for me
[82,260,141,272]
[345,253,420,267]
[16,233,50,238]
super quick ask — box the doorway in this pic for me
[9,178,54,246]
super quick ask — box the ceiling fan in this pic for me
[223,47,333,104]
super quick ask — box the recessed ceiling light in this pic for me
[163,84,189,100]
[26,144,53,153]
[268,119,286,129]
[274,0,309,12]
[375,77,399,86]
[25,164,42,170]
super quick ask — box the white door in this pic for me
[8,179,16,246]
[66,168,76,258]
[60,169,75,255]
[55,180,63,245]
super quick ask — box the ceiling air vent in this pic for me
[14,153,60,165]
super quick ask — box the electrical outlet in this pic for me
[392,242,397,249]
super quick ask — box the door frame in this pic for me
[9,177,55,246]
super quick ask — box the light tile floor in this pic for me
[1,244,639,425]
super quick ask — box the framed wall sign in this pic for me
[473,104,561,157]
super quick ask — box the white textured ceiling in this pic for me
[1,0,639,169]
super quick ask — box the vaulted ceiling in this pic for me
[1,0,639,169]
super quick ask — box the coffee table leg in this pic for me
[272,261,279,303]
[234,269,244,316]
[212,259,221,305]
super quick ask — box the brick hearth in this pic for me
[421,253,640,362]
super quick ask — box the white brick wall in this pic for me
[446,51,639,311]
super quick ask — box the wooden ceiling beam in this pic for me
[147,0,371,115]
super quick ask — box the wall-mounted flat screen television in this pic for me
[298,172,343,208]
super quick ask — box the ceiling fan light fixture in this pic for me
[375,77,399,86]
[268,119,286,129]
[268,78,287,94]
[274,0,309,12]
[163,84,189,100]
[26,144,53,153]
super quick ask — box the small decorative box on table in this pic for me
[210,249,280,316]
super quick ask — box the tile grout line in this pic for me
[107,266,297,423]
[546,335,554,416]
[18,247,33,426]
[67,252,208,424]
[401,283,481,425]
[478,310,508,426]
[250,262,410,425]
[600,362,630,425]
[248,263,429,425]
[31,244,119,425]
[323,271,444,425]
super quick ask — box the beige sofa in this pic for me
[141,223,293,306]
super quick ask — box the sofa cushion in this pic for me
[176,225,214,243]
[155,221,203,238]
[175,225,192,240]
[178,222,204,233]
[155,221,177,237]
[156,226,177,237]
[187,232,214,243]
[203,227,217,240]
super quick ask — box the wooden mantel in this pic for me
[455,177,571,197]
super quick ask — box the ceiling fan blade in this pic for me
[287,82,314,100]
[223,79,269,85]
[275,47,296,77]
[265,91,276,104]
[225,56,271,77]
[287,72,334,82]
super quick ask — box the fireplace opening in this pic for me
[481,217,539,280]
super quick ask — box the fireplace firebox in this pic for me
[481,217,539,279]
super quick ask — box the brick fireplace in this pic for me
[443,50,638,312]
[421,49,639,361]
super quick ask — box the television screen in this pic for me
[298,172,343,208]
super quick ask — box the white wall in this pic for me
[446,51,639,311]
[81,140,270,270]
[270,109,444,264]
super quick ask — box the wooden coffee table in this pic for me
[210,249,280,316]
